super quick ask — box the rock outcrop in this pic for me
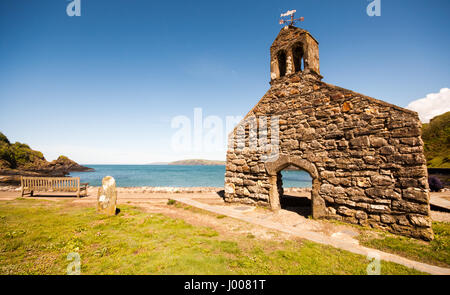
[0,132,93,178]
[0,155,93,177]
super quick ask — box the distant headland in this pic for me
[147,159,225,166]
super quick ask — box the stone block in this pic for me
[370,175,394,186]
[402,188,428,204]
[350,136,370,147]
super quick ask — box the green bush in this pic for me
[0,132,10,145]
[0,132,45,169]
[57,155,69,161]
[0,141,16,168]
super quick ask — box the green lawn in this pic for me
[0,198,424,275]
[358,222,450,267]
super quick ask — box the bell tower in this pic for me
[270,25,321,81]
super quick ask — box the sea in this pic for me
[69,165,313,188]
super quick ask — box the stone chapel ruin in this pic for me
[224,25,433,240]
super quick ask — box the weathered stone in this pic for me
[250,165,260,173]
[350,136,370,147]
[341,101,352,112]
[369,204,390,213]
[365,188,401,200]
[243,179,256,186]
[337,206,355,217]
[319,183,334,195]
[408,214,432,228]
[224,183,235,194]
[380,214,395,224]
[356,177,372,188]
[379,146,395,155]
[400,137,421,146]
[232,159,247,166]
[392,200,428,215]
[97,176,117,216]
[243,187,251,196]
[370,175,394,186]
[370,137,388,147]
[355,211,368,220]
[367,214,380,222]
[396,215,410,226]
[402,188,428,204]
[320,170,335,179]
[345,187,366,198]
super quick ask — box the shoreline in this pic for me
[0,185,312,194]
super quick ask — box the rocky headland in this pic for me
[0,132,93,185]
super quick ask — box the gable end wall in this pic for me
[225,75,433,240]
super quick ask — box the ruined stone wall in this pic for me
[224,73,433,240]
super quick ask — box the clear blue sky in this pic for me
[1,0,449,164]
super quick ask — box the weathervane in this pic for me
[279,10,304,26]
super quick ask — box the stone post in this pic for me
[97,176,117,216]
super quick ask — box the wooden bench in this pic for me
[20,176,88,198]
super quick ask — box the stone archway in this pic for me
[265,154,326,218]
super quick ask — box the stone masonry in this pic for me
[224,26,433,240]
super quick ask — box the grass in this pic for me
[0,198,425,275]
[167,199,176,205]
[358,222,450,267]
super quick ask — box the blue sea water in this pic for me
[69,165,312,188]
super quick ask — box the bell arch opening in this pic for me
[292,43,304,73]
[277,50,287,77]
[265,155,326,219]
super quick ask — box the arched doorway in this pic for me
[265,155,326,219]
[279,167,313,217]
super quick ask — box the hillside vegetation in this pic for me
[0,132,92,175]
[422,112,450,168]
[0,132,46,170]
